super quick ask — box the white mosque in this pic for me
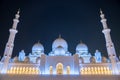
[0,10,120,80]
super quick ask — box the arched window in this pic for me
[49,66,53,74]
[56,63,63,75]
[66,66,70,74]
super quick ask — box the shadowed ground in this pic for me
[0,74,120,80]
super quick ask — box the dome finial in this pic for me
[59,34,61,38]
[38,40,40,44]
[80,40,83,44]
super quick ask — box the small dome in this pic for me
[13,56,18,63]
[24,57,30,63]
[32,42,44,54]
[76,42,88,54]
[54,46,66,55]
[90,56,96,63]
[52,35,68,51]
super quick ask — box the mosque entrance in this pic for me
[56,63,63,75]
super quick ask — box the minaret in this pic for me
[100,9,119,74]
[1,10,20,73]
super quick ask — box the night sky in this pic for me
[0,0,120,58]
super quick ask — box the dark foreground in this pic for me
[0,74,120,80]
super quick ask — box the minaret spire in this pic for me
[100,8,103,14]
[17,8,20,14]
[100,10,116,57]
[1,10,20,73]
[100,9,119,74]
[80,40,83,44]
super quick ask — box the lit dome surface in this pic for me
[32,42,44,54]
[52,36,68,51]
[54,46,66,55]
[76,42,88,54]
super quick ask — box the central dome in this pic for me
[52,36,68,51]
[54,46,66,55]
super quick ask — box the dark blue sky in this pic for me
[0,0,120,58]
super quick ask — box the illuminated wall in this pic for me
[80,67,112,75]
[40,54,79,75]
[7,67,40,74]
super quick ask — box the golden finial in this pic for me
[80,40,83,43]
[59,34,61,38]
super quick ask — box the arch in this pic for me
[66,66,70,74]
[56,63,63,74]
[49,66,53,74]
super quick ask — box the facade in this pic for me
[0,10,120,80]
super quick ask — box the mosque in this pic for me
[0,9,120,80]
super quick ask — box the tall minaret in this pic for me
[1,10,20,73]
[100,9,119,74]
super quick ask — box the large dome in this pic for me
[32,42,44,54]
[52,36,68,51]
[76,42,88,54]
[54,46,66,55]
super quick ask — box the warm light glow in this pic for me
[56,63,63,74]
[49,66,53,74]
[7,67,40,74]
[66,66,70,74]
[80,67,112,75]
